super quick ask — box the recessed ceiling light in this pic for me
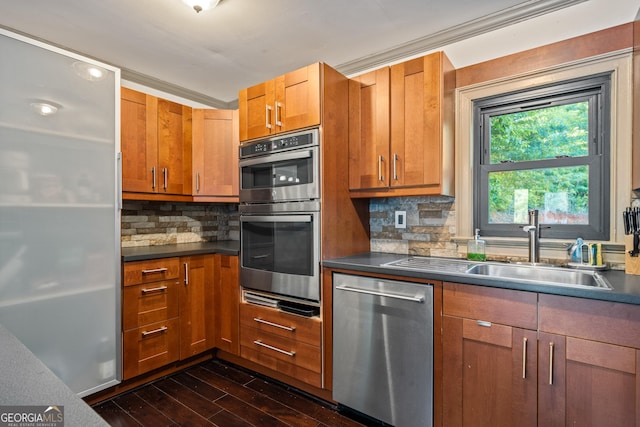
[30,102,60,116]
[181,0,221,13]
[72,61,107,81]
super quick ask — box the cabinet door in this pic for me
[192,109,239,199]
[179,255,215,359]
[390,53,443,188]
[277,63,321,133]
[538,332,640,427]
[239,79,275,141]
[443,316,537,427]
[348,68,390,190]
[214,254,239,355]
[121,87,158,193]
[157,99,192,195]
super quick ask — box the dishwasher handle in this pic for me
[335,284,425,303]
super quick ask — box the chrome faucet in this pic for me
[523,209,540,263]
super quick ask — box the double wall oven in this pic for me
[239,128,321,303]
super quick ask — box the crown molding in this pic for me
[121,68,237,109]
[335,0,588,77]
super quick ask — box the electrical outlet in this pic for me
[395,211,406,229]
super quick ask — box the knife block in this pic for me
[625,234,640,275]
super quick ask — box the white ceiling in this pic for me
[0,0,627,108]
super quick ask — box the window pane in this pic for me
[488,166,588,225]
[489,102,589,164]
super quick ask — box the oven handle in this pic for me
[241,215,313,223]
[240,149,314,167]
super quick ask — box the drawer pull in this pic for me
[253,317,296,332]
[141,326,167,337]
[141,267,168,274]
[476,320,492,327]
[549,342,555,385]
[522,337,528,379]
[253,340,295,357]
[141,285,168,294]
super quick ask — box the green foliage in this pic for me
[487,102,590,224]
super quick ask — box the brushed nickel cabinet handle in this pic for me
[141,285,168,294]
[549,342,554,385]
[265,104,272,129]
[378,155,385,182]
[253,317,296,331]
[183,262,189,285]
[476,320,492,327]
[253,340,295,357]
[163,168,168,190]
[196,172,200,193]
[522,337,528,379]
[141,326,167,337]
[141,267,168,274]
[275,101,282,127]
[393,153,399,181]
[151,166,156,189]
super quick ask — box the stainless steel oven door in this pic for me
[240,209,320,302]
[239,145,319,204]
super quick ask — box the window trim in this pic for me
[455,50,632,260]
[472,74,611,240]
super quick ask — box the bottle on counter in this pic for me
[467,229,486,261]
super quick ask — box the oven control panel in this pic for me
[240,129,318,158]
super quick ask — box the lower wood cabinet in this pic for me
[443,282,640,427]
[239,302,322,388]
[179,255,215,359]
[538,294,640,427]
[443,282,538,427]
[122,258,181,380]
[214,254,240,355]
[122,253,238,380]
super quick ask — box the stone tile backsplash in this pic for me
[121,201,239,247]
[370,196,457,257]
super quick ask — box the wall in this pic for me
[121,201,238,247]
[370,196,457,257]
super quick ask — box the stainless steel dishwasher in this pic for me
[333,273,433,427]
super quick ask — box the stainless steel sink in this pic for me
[465,263,612,290]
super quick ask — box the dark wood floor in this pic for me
[92,359,377,427]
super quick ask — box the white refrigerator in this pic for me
[0,29,121,396]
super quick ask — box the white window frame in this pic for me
[455,50,632,261]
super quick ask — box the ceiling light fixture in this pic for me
[30,102,60,116]
[182,0,221,13]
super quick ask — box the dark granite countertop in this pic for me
[0,324,108,426]
[121,241,239,262]
[323,252,640,305]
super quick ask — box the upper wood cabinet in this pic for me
[192,109,239,202]
[121,87,193,200]
[238,63,321,141]
[349,51,455,197]
[348,67,390,190]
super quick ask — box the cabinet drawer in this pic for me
[539,294,640,349]
[240,326,321,387]
[443,282,537,330]
[123,258,180,286]
[240,303,321,346]
[122,318,179,380]
[122,280,179,331]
